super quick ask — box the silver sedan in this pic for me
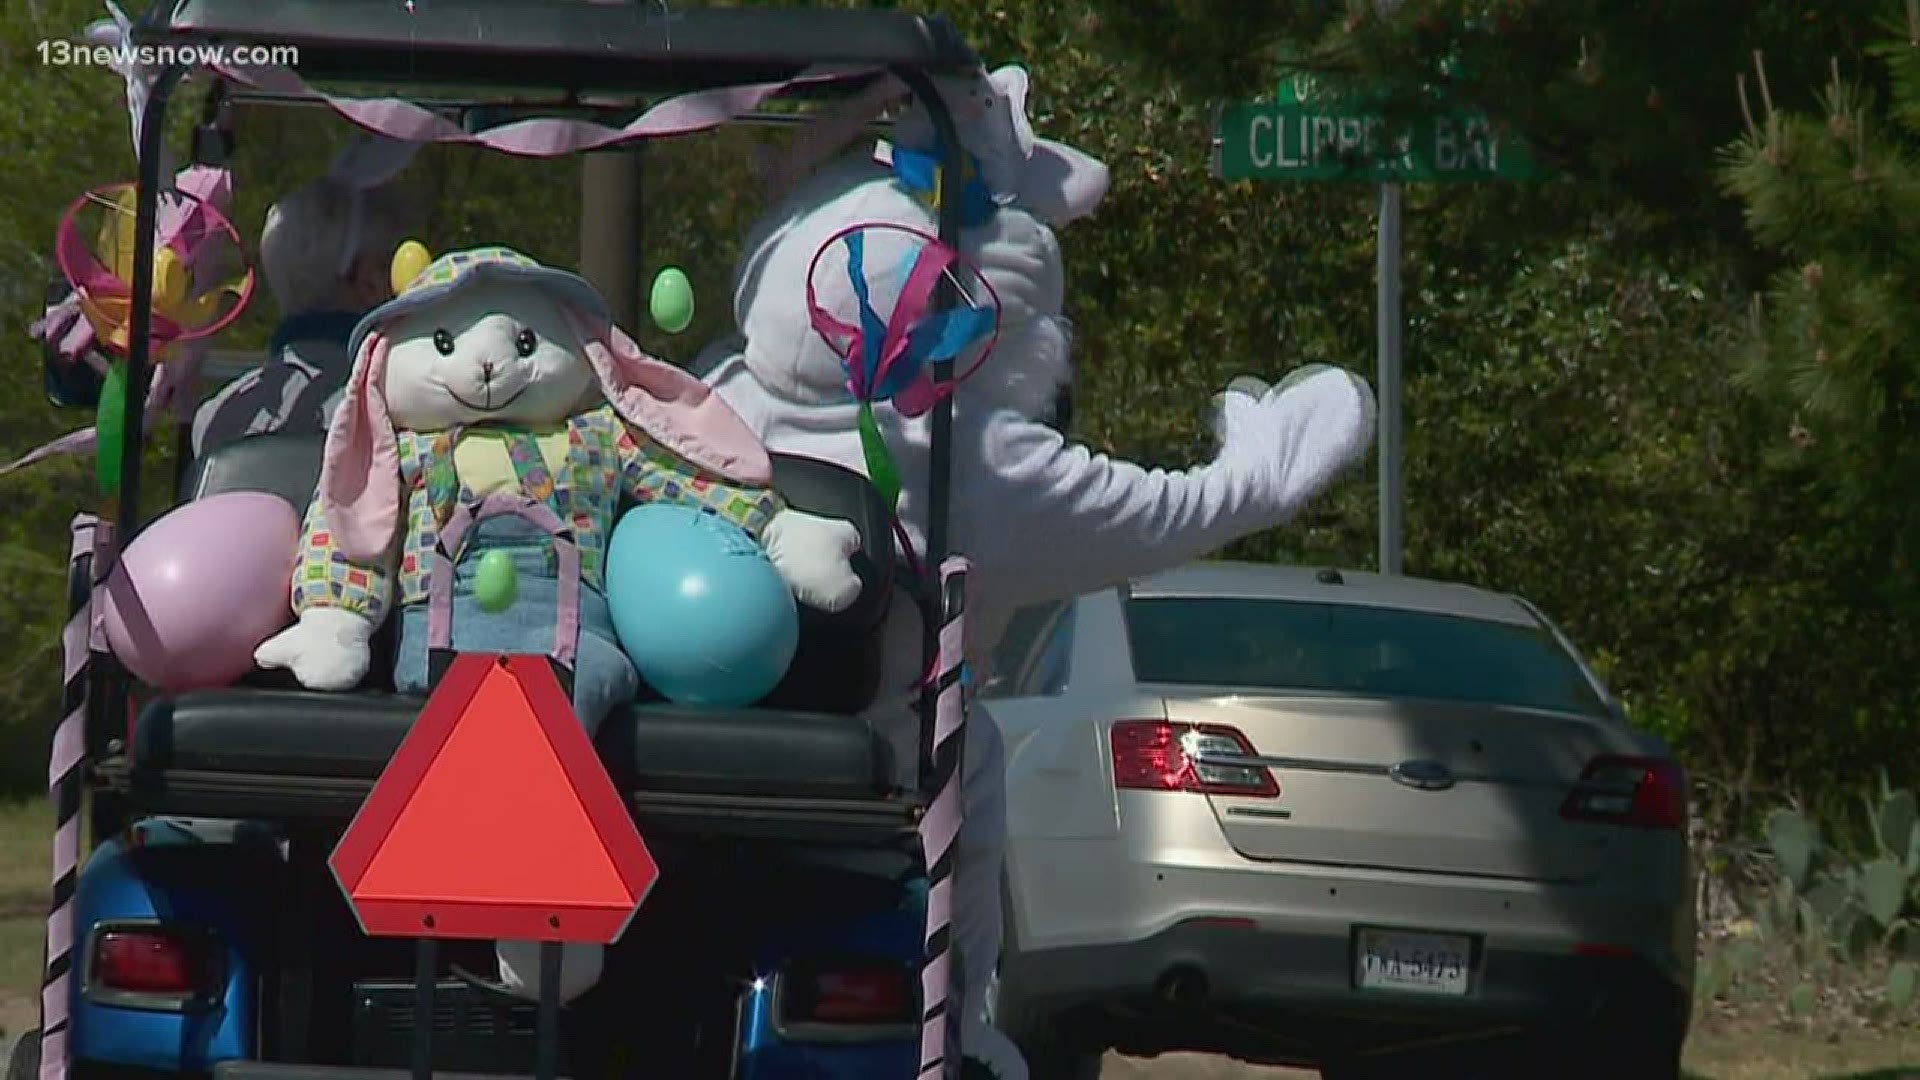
[982,562,1695,1080]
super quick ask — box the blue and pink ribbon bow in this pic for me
[805,221,1000,509]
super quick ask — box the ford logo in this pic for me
[1388,759,1455,791]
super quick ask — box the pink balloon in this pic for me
[101,491,301,692]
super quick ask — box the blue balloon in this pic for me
[604,503,800,707]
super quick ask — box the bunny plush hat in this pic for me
[699,63,1378,1080]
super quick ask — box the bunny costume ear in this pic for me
[985,65,1110,227]
[568,310,773,487]
[317,330,399,562]
[326,134,422,277]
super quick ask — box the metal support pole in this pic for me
[535,942,562,1080]
[579,150,643,329]
[412,938,437,1080]
[1375,182,1404,575]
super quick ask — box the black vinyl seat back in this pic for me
[184,433,895,715]
[190,431,325,511]
[748,453,895,716]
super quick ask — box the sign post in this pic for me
[1212,67,1540,574]
[1376,182,1403,575]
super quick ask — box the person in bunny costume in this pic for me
[254,242,864,1001]
[699,65,1378,1079]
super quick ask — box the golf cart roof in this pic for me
[143,0,979,93]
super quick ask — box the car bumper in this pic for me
[1007,793,1694,983]
[1001,918,1689,1062]
[1002,794,1693,1062]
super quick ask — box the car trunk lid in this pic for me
[1158,689,1640,882]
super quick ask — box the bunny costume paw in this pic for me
[254,607,377,691]
[1212,363,1377,513]
[762,508,863,613]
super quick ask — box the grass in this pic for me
[1681,1026,1920,1079]
[0,800,43,1008]
[0,798,45,1042]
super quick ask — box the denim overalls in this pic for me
[390,428,637,733]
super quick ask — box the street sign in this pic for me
[330,653,659,943]
[1215,101,1539,182]
[1213,71,1542,183]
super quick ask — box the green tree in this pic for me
[1718,5,1920,580]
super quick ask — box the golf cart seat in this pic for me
[127,432,902,809]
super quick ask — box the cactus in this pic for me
[1862,857,1911,929]
[1874,784,1916,864]
[1767,807,1820,888]
[1788,981,1817,1017]
[1760,785,1920,1008]
[1696,956,1726,1002]
[1890,961,1917,1012]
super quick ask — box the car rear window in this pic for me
[1123,596,1607,715]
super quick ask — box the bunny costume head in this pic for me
[721,65,1109,421]
[323,247,771,563]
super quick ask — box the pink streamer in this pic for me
[212,61,881,157]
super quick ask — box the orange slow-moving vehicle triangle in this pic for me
[352,661,632,906]
[331,654,658,944]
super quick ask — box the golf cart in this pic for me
[12,3,987,1078]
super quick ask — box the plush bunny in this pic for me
[700,64,1376,1080]
[255,244,862,712]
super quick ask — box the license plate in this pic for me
[1353,927,1472,995]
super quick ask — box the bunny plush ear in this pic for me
[316,330,401,562]
[566,310,773,487]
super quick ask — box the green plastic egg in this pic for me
[650,266,694,334]
[473,549,518,613]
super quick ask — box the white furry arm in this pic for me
[253,496,395,691]
[763,508,863,613]
[967,365,1375,607]
[254,607,379,692]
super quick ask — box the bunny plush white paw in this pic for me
[1211,364,1377,512]
[254,607,378,691]
[762,508,863,613]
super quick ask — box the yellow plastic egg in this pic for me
[390,239,432,295]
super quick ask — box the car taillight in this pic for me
[1561,755,1687,830]
[1110,720,1279,798]
[776,958,917,1037]
[87,925,217,1007]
